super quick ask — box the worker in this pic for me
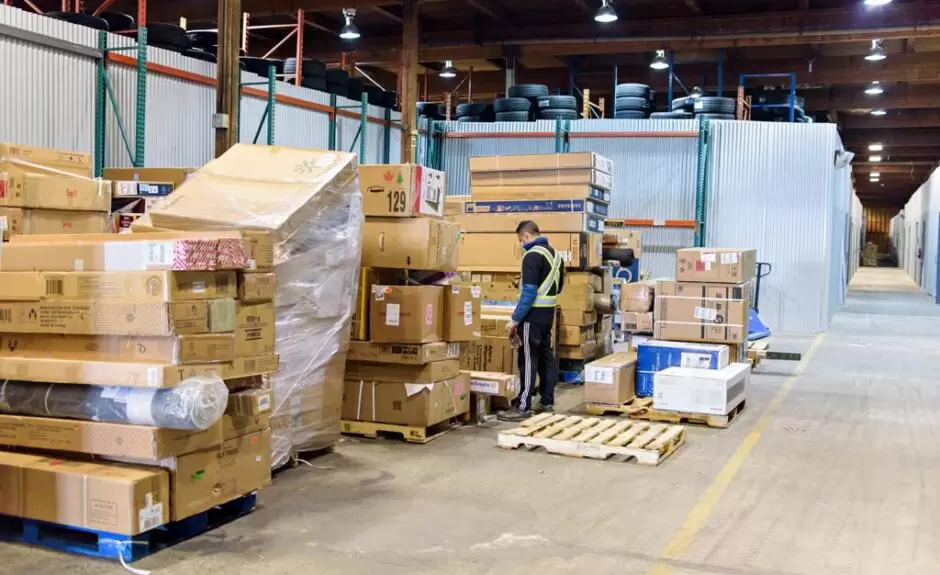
[498,220,564,422]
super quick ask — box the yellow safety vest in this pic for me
[527,245,562,308]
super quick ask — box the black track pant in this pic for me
[514,319,558,412]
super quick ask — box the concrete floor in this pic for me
[3,267,938,575]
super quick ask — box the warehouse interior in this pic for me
[0,0,937,574]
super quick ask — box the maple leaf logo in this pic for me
[383,170,394,182]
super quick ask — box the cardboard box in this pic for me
[560,309,597,327]
[603,229,642,258]
[566,271,603,293]
[22,209,110,235]
[559,325,595,346]
[1,232,249,272]
[224,354,280,380]
[238,272,276,303]
[227,389,273,417]
[0,415,223,458]
[103,167,194,190]
[345,359,460,384]
[463,198,608,217]
[675,248,757,284]
[470,169,612,191]
[0,143,92,177]
[466,371,519,399]
[206,298,237,334]
[0,272,42,300]
[369,285,443,344]
[443,285,481,341]
[341,373,470,426]
[222,410,269,441]
[29,271,236,302]
[558,284,594,312]
[595,314,613,335]
[451,213,604,234]
[234,301,275,355]
[460,337,516,374]
[0,356,230,387]
[654,281,750,344]
[636,340,730,398]
[0,451,169,535]
[347,341,460,365]
[620,281,654,312]
[445,197,470,216]
[0,172,109,211]
[653,363,749,415]
[453,272,519,303]
[621,312,653,334]
[360,164,445,218]
[361,217,459,272]
[480,313,513,337]
[584,352,636,405]
[458,232,603,271]
[0,333,235,364]
[0,300,209,336]
[469,153,613,175]
[471,184,611,204]
[0,207,23,240]
[559,342,597,360]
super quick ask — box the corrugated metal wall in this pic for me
[898,167,940,295]
[706,121,846,335]
[0,4,401,169]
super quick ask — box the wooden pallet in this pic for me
[585,397,745,429]
[496,414,685,466]
[341,413,470,444]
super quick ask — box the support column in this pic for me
[215,0,241,157]
[505,56,517,93]
[400,0,419,163]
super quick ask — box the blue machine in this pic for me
[748,262,773,341]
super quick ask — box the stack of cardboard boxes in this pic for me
[344,164,474,432]
[105,166,195,232]
[0,232,273,536]
[0,143,112,240]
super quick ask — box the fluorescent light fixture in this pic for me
[870,172,881,178]
[864,0,892,6]
[869,155,883,162]
[339,8,361,40]
[865,39,886,61]
[595,0,618,23]
[869,143,884,151]
[650,50,669,70]
[871,108,887,116]
[439,60,457,79]
[865,81,884,95]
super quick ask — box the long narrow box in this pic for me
[471,185,611,204]
[470,170,612,191]
[0,208,109,239]
[0,300,215,336]
[346,359,460,384]
[0,333,235,364]
[361,218,459,272]
[464,199,608,217]
[0,271,236,302]
[653,363,750,415]
[0,356,230,387]
[347,341,460,365]
[451,212,604,233]
[469,153,614,174]
[459,232,602,271]
[636,340,730,398]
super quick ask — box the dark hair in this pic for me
[515,220,540,235]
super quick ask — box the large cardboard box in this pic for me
[103,167,194,190]
[128,217,274,272]
[0,333,235,364]
[0,232,249,272]
[463,198,608,217]
[369,285,444,344]
[459,232,603,271]
[362,217,459,272]
[223,354,280,380]
[347,341,460,365]
[603,229,642,258]
[443,285,481,341]
[559,341,597,360]
[0,415,223,459]
[460,337,516,374]
[620,311,653,334]
[0,173,109,212]
[584,353,636,405]
[0,356,229,387]
[558,284,594,312]
[654,281,750,344]
[0,451,169,535]
[360,164,445,218]
[234,302,276,356]
[341,373,470,426]
[345,359,460,384]
[0,143,92,177]
[19,209,110,235]
[566,271,603,293]
[451,213,604,234]
[24,271,237,302]
[470,169,612,191]
[675,248,757,284]
[0,300,212,336]
[471,184,611,205]
[653,363,749,415]
[559,309,596,327]
[559,325,595,346]
[636,340,730,398]
[469,153,613,175]
[238,272,276,303]
[466,371,518,400]
[453,272,519,303]
[620,281,654,312]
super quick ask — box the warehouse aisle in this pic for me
[3,268,939,575]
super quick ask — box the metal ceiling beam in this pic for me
[303,14,337,36]
[372,6,404,23]
[464,0,513,25]
[805,86,940,111]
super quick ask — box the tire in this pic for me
[347,78,364,102]
[187,30,217,49]
[142,22,191,51]
[615,83,650,98]
[614,96,650,111]
[539,109,578,120]
[495,111,531,122]
[95,11,134,30]
[325,69,349,86]
[458,115,481,123]
[364,85,383,106]
[417,102,438,118]
[327,82,347,98]
[284,58,327,79]
[507,84,549,98]
[456,102,489,117]
[182,49,217,64]
[672,96,694,111]
[301,77,327,91]
[614,110,648,119]
[240,57,282,77]
[694,96,736,114]
[697,113,736,120]
[650,111,694,119]
[537,95,577,111]
[493,97,531,113]
[381,91,397,109]
[649,89,657,103]
[48,12,109,31]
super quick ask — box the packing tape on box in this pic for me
[656,295,747,302]
[0,156,109,200]
[355,380,376,422]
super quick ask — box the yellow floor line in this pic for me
[648,333,826,575]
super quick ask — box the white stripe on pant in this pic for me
[521,322,532,411]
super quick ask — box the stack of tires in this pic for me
[455,103,495,123]
[536,95,578,121]
[692,96,736,120]
[613,84,653,119]
[240,57,284,78]
[325,69,349,98]
[492,96,531,122]
[282,58,325,91]
[651,96,695,119]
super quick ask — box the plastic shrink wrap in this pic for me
[145,145,362,469]
[0,376,228,429]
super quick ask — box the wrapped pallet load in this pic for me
[143,144,362,469]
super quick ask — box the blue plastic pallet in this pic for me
[0,492,257,563]
[559,370,584,384]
